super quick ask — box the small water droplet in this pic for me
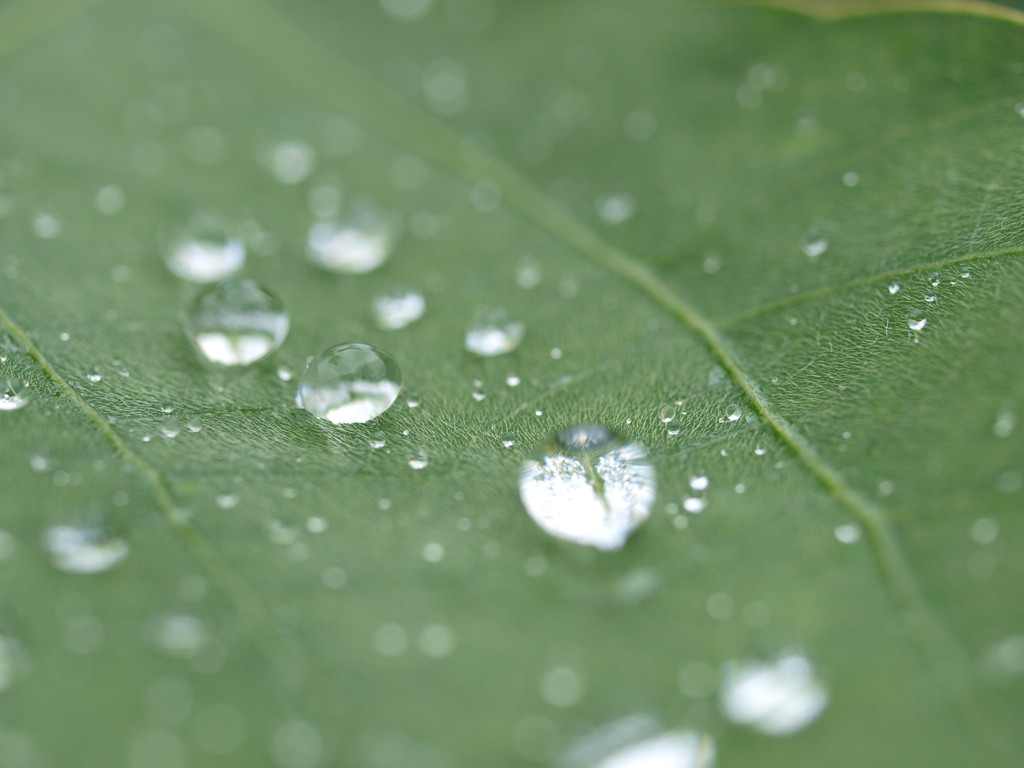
[754,446,766,456]
[596,193,636,224]
[924,294,937,303]
[970,517,999,545]
[408,450,429,470]
[516,258,542,289]
[161,417,181,438]
[264,141,315,185]
[44,525,128,574]
[369,431,387,449]
[888,283,901,294]
[834,524,861,544]
[658,404,677,423]
[506,375,521,387]
[720,654,829,736]
[501,432,515,448]
[153,614,208,659]
[465,307,525,357]
[298,343,402,424]
[907,310,928,333]
[800,228,828,258]
[85,366,104,384]
[550,348,563,360]
[683,497,706,514]
[216,493,239,510]
[518,425,656,550]
[689,476,709,491]
[306,199,398,274]
[95,184,126,215]
[406,392,421,408]
[421,541,444,562]
[163,212,245,283]
[842,171,859,187]
[186,415,203,433]
[372,286,426,330]
[276,365,294,382]
[726,405,742,422]
[184,280,289,366]
[0,378,30,411]
[994,408,1016,438]
[33,210,61,239]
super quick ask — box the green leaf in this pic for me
[0,0,1022,766]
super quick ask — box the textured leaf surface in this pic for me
[0,1,1022,766]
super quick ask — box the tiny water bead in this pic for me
[184,280,289,366]
[306,200,399,274]
[0,379,29,411]
[372,286,426,330]
[465,307,525,357]
[800,228,828,258]
[298,343,402,424]
[719,654,829,736]
[163,212,245,283]
[44,525,128,574]
[518,425,656,551]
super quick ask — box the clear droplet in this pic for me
[501,432,516,448]
[161,417,182,439]
[298,343,402,424]
[833,523,861,544]
[306,200,399,274]
[888,283,901,294]
[369,431,387,449]
[726,405,742,422]
[406,392,421,408]
[720,654,829,736]
[184,280,289,366]
[163,212,245,283]
[658,404,676,423]
[408,450,429,470]
[372,287,426,330]
[465,307,525,357]
[907,310,928,333]
[0,378,29,411]
[44,525,128,574]
[800,228,828,258]
[518,425,656,550]
[568,720,715,768]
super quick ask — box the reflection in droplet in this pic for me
[518,425,656,550]
[372,287,426,330]
[163,212,245,283]
[298,343,402,424]
[306,200,399,274]
[465,308,524,357]
[44,525,128,574]
[184,280,290,366]
[720,654,828,736]
[0,379,29,411]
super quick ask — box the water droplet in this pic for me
[421,541,444,562]
[215,493,239,510]
[43,525,128,574]
[264,141,315,185]
[406,392,421,408]
[689,476,709,491]
[163,212,244,283]
[95,184,126,215]
[994,408,1017,438]
[161,417,181,438]
[276,365,294,382]
[33,210,61,239]
[834,524,861,544]
[540,665,585,708]
[186,415,203,433]
[506,375,521,387]
[842,171,859,187]
[306,199,398,274]
[408,450,429,470]
[369,431,387,449]
[720,654,829,736]
[501,432,515,448]
[570,724,715,768]
[518,425,656,550]
[0,379,29,411]
[888,283,901,295]
[417,623,456,658]
[596,193,636,224]
[800,228,828,258]
[153,615,208,659]
[516,258,542,289]
[184,280,289,366]
[725,405,742,422]
[658,404,676,423]
[298,343,402,424]
[465,307,525,357]
[372,287,426,330]
[682,497,706,514]
[970,517,999,545]
[907,310,928,333]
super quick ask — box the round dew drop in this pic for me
[43,525,128,574]
[0,378,30,411]
[298,343,402,424]
[518,425,656,550]
[306,199,399,274]
[372,287,426,330]
[163,211,245,283]
[184,280,290,366]
[465,307,524,357]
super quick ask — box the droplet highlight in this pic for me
[372,287,426,330]
[465,307,524,357]
[184,280,289,366]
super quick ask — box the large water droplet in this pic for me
[43,525,128,574]
[163,212,245,283]
[184,280,289,366]
[0,378,29,411]
[298,343,402,424]
[306,200,399,274]
[593,732,714,768]
[719,654,828,736]
[465,307,524,357]
[372,287,426,330]
[518,425,656,550]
